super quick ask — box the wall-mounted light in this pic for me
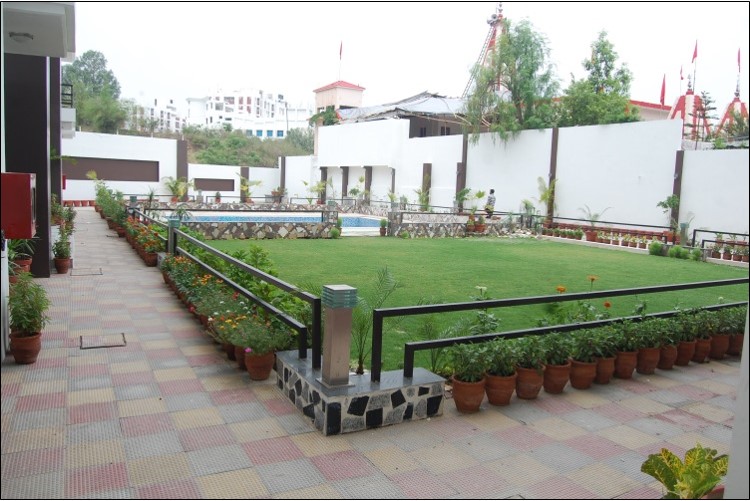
[9,32,34,43]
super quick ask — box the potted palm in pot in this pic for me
[448,343,487,413]
[9,272,51,364]
[484,338,517,406]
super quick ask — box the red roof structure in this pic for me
[313,80,366,93]
[667,77,712,141]
[715,84,749,137]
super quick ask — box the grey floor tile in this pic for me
[255,457,326,494]
[124,431,184,459]
[187,445,253,476]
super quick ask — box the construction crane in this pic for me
[461,3,504,98]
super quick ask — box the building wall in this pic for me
[188,163,278,201]
[556,119,684,228]
[318,120,409,169]
[402,135,464,207]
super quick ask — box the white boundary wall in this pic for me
[187,163,278,200]
[285,155,316,203]
[61,132,177,200]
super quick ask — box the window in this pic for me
[276,130,284,138]
[440,126,451,136]
[239,97,244,105]
[266,130,273,137]
[225,97,235,104]
[256,130,263,137]
[419,127,427,137]
[215,102,224,111]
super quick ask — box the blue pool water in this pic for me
[186,215,381,228]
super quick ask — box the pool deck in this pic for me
[1,207,743,499]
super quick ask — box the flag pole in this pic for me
[338,41,342,81]
[692,41,698,92]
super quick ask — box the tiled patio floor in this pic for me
[1,207,741,499]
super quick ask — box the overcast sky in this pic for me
[74,1,749,114]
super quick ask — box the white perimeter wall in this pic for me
[556,119,684,228]
[318,120,409,169]
[285,155,316,202]
[402,135,463,207]
[187,163,279,200]
[61,132,178,200]
[680,149,750,237]
[467,129,553,213]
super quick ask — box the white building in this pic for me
[186,88,313,138]
[125,97,187,134]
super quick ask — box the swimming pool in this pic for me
[185,214,381,228]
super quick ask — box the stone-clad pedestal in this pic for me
[276,350,445,436]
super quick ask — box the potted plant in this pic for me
[693,310,716,363]
[214,191,222,203]
[378,218,388,236]
[711,308,734,360]
[578,205,611,241]
[8,271,51,364]
[613,320,639,379]
[52,228,72,274]
[657,194,680,242]
[541,332,572,394]
[592,325,619,384]
[569,329,599,389]
[484,338,517,406]
[657,317,680,371]
[513,336,545,400]
[725,306,746,356]
[635,318,662,375]
[448,343,487,413]
[8,238,36,272]
[641,443,728,499]
[161,176,192,203]
[387,190,399,210]
[474,215,487,233]
[674,309,698,366]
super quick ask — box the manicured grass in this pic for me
[209,237,748,371]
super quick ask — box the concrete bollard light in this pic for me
[321,285,357,387]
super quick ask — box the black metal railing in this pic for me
[693,229,750,250]
[370,277,749,381]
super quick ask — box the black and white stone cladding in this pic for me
[276,355,444,436]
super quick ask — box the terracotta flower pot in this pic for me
[675,340,696,366]
[223,342,236,361]
[692,338,711,363]
[245,351,276,381]
[709,334,730,360]
[636,346,661,375]
[727,334,744,356]
[570,359,597,390]
[54,257,71,274]
[515,366,544,400]
[235,346,247,370]
[595,356,616,384]
[484,372,517,406]
[615,351,638,379]
[543,361,571,394]
[9,331,42,364]
[658,344,678,370]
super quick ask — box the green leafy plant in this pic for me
[329,227,341,239]
[379,218,388,228]
[9,272,51,335]
[649,241,664,256]
[657,194,680,231]
[52,229,71,259]
[541,332,572,365]
[578,204,611,229]
[513,336,545,372]
[449,343,487,383]
[351,267,401,374]
[486,338,517,377]
[640,443,728,499]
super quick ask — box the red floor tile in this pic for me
[494,424,554,451]
[15,392,66,412]
[158,378,205,396]
[112,371,155,386]
[185,354,225,367]
[65,462,129,498]
[243,436,304,465]
[526,474,597,499]
[70,364,110,378]
[120,413,174,437]
[1,447,64,478]
[264,398,297,416]
[68,402,118,424]
[311,450,376,481]
[209,388,257,405]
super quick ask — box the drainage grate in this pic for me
[71,268,103,276]
[79,333,127,349]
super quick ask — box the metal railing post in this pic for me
[168,218,180,255]
[371,311,383,382]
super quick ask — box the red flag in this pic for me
[339,41,342,60]
[680,65,684,80]
[692,41,698,63]
[660,74,666,106]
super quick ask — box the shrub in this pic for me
[690,248,703,261]
[649,241,664,256]
[668,245,690,259]
[399,230,409,239]
[330,227,341,239]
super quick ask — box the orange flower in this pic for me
[587,275,599,283]
[556,286,566,293]
[603,301,612,308]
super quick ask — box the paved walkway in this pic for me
[1,207,741,499]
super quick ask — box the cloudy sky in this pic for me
[74,2,749,114]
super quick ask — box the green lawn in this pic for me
[209,237,748,371]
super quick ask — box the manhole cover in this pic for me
[80,333,127,349]
[71,268,103,276]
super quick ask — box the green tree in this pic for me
[286,128,314,153]
[560,31,638,126]
[686,91,717,144]
[464,18,559,142]
[62,50,121,98]
[63,50,126,133]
